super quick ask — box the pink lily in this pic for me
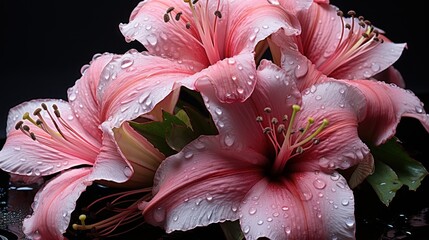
[139,60,372,239]
[270,0,429,142]
[119,0,302,103]
[0,49,199,239]
[272,0,407,91]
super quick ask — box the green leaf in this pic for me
[130,111,190,156]
[166,123,197,152]
[220,221,244,240]
[370,138,428,191]
[366,160,403,206]
[366,137,429,206]
[183,105,218,136]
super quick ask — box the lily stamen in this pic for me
[318,9,383,76]
[71,188,151,238]
[16,103,99,160]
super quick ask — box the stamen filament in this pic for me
[290,119,328,148]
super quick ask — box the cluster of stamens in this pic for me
[163,0,223,64]
[71,188,151,238]
[14,103,98,159]
[318,9,384,76]
[256,105,328,174]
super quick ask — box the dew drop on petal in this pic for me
[224,134,235,147]
[415,106,424,113]
[267,0,280,5]
[243,225,250,234]
[123,166,132,177]
[121,58,134,69]
[313,178,326,189]
[249,207,257,215]
[153,207,166,223]
[341,199,349,206]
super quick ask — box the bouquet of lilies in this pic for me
[1,0,428,239]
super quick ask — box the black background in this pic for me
[1,1,429,239]
[0,0,428,138]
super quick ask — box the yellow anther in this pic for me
[292,105,301,112]
[308,117,314,124]
[72,224,78,230]
[79,214,87,226]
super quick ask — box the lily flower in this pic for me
[272,0,407,91]
[119,0,302,103]
[139,60,372,239]
[0,48,198,239]
[270,1,429,162]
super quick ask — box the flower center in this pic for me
[14,103,99,161]
[317,10,383,76]
[163,0,223,65]
[256,105,328,176]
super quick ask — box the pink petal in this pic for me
[372,66,406,88]
[0,99,99,177]
[195,52,258,103]
[292,81,370,171]
[97,50,199,129]
[67,53,115,139]
[239,172,355,240]
[22,167,92,240]
[141,137,265,232]
[88,123,134,185]
[120,0,300,64]
[347,80,429,145]
[120,0,211,65]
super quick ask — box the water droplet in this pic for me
[310,85,317,93]
[262,25,269,29]
[273,212,280,217]
[80,64,90,75]
[14,147,21,151]
[313,178,326,189]
[281,206,289,211]
[231,206,238,212]
[336,182,345,189]
[257,220,264,225]
[121,58,134,69]
[146,35,158,46]
[371,62,380,72]
[224,134,235,147]
[345,218,355,228]
[215,108,223,115]
[34,169,41,176]
[243,225,250,234]
[228,58,236,65]
[363,70,371,78]
[295,64,308,78]
[315,95,322,100]
[237,87,244,94]
[338,88,345,94]
[249,34,256,41]
[123,166,133,177]
[184,152,194,159]
[69,93,77,102]
[330,172,340,181]
[341,199,349,206]
[153,207,165,223]
[285,226,291,234]
[301,191,313,201]
[267,0,280,5]
[206,194,213,201]
[415,106,424,113]
[249,207,257,215]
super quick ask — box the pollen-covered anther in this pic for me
[214,10,222,18]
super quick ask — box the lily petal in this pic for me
[97,50,199,129]
[0,99,99,177]
[22,167,92,240]
[292,81,370,171]
[239,171,355,240]
[347,80,429,145]
[67,53,115,139]
[297,2,406,80]
[141,137,265,232]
